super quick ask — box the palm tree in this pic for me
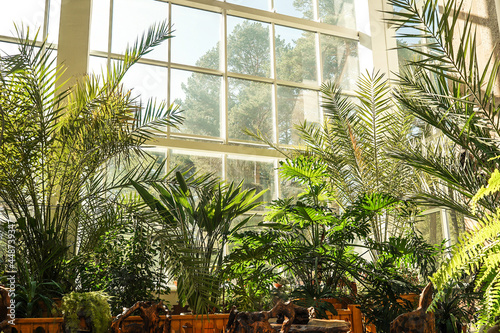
[131,171,265,314]
[0,23,182,291]
[292,71,420,244]
[385,0,500,218]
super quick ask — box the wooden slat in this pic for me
[12,306,362,333]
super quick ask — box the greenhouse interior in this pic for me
[1,0,500,332]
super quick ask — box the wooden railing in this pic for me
[12,305,363,333]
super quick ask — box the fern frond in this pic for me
[430,170,500,327]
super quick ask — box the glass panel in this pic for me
[108,149,166,191]
[171,5,221,70]
[226,156,275,204]
[396,23,423,68]
[0,42,20,56]
[277,86,319,145]
[121,62,168,102]
[280,174,304,199]
[417,212,444,247]
[47,0,61,44]
[447,210,465,245]
[90,0,110,51]
[0,0,45,39]
[88,56,108,76]
[318,0,356,30]
[144,149,167,178]
[321,34,359,91]
[169,150,223,179]
[275,25,317,84]
[112,0,168,61]
[226,0,269,11]
[274,0,312,20]
[227,16,271,78]
[228,78,273,141]
[170,69,222,138]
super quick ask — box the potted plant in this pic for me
[132,171,265,314]
[0,22,182,300]
[61,292,111,333]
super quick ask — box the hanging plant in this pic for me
[61,292,111,333]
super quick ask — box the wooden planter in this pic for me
[10,308,362,333]
[171,313,230,333]
[12,317,63,333]
[364,293,421,333]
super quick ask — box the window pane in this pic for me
[318,0,356,30]
[121,62,168,102]
[277,86,319,145]
[109,149,166,187]
[0,42,19,56]
[90,0,110,52]
[417,212,444,247]
[88,56,108,76]
[144,149,167,177]
[47,0,61,44]
[274,0,312,20]
[112,0,168,61]
[169,150,222,179]
[321,34,359,91]
[275,25,317,84]
[280,173,304,199]
[0,0,45,39]
[226,0,269,11]
[171,6,221,70]
[227,156,275,203]
[171,69,221,138]
[227,17,271,78]
[228,78,273,142]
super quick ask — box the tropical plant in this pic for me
[357,230,443,333]
[131,171,265,314]
[431,169,500,328]
[61,291,111,333]
[432,281,479,333]
[222,260,275,312]
[66,209,170,315]
[252,71,420,247]
[0,23,182,295]
[385,0,500,217]
[15,275,63,318]
[225,155,371,317]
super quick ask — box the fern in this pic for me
[431,170,500,327]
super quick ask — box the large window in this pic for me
[84,0,368,200]
[1,0,373,201]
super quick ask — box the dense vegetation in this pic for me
[1,0,500,331]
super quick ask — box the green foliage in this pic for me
[290,71,420,247]
[433,282,479,333]
[61,291,111,333]
[222,260,275,312]
[132,171,265,314]
[66,215,169,315]
[0,23,181,297]
[175,17,356,142]
[358,231,442,333]
[225,155,368,316]
[385,0,500,216]
[290,284,339,319]
[431,170,500,327]
[15,276,63,318]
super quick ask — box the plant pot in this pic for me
[397,293,419,307]
[322,297,352,309]
[37,298,62,317]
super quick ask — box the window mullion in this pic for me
[222,8,228,145]
[271,22,278,146]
